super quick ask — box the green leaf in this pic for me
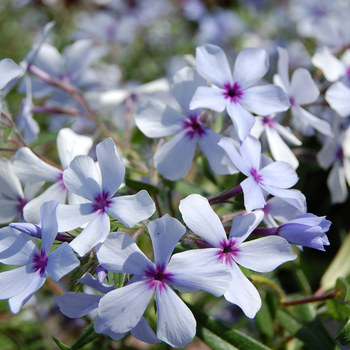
[71,322,100,350]
[276,309,341,350]
[255,298,274,344]
[113,272,125,288]
[196,324,238,350]
[3,127,12,143]
[336,277,350,302]
[52,338,71,350]
[125,178,159,195]
[29,131,59,148]
[188,303,272,350]
[175,180,205,196]
[335,317,350,345]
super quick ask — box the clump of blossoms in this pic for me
[0,2,346,348]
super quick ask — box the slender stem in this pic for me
[153,195,162,218]
[251,274,286,302]
[1,110,27,147]
[209,184,243,205]
[281,290,340,307]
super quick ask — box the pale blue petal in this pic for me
[198,129,238,175]
[47,242,79,281]
[241,177,266,211]
[63,155,102,202]
[57,292,101,318]
[98,279,154,333]
[148,214,185,267]
[13,147,62,182]
[69,211,110,257]
[195,44,232,88]
[276,47,291,93]
[135,101,184,138]
[78,273,114,294]
[23,182,67,224]
[0,158,24,200]
[169,265,231,297]
[189,86,227,112]
[9,270,46,314]
[232,48,269,90]
[291,68,319,105]
[171,67,206,116]
[0,59,23,90]
[240,135,261,170]
[9,223,42,239]
[96,232,153,275]
[94,315,126,340]
[0,199,21,224]
[56,203,96,232]
[40,200,59,255]
[259,161,298,188]
[96,138,125,197]
[236,236,296,272]
[325,81,350,118]
[226,100,255,141]
[179,194,226,248]
[240,85,290,115]
[218,137,250,176]
[106,190,155,228]
[229,211,264,245]
[154,130,196,181]
[224,262,261,318]
[131,317,160,344]
[156,284,196,348]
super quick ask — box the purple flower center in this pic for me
[92,190,112,213]
[33,250,48,275]
[216,238,240,266]
[57,173,66,190]
[145,264,174,292]
[289,95,296,106]
[262,115,275,128]
[346,67,350,80]
[223,82,243,103]
[60,74,71,84]
[336,146,344,165]
[17,197,28,218]
[250,168,263,185]
[183,114,206,139]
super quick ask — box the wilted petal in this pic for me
[154,130,196,181]
[107,190,155,228]
[179,194,226,248]
[96,232,153,275]
[98,279,154,333]
[195,44,232,88]
[233,48,269,90]
[156,284,196,348]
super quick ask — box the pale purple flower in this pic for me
[176,194,296,318]
[190,44,290,140]
[0,200,79,314]
[135,67,237,180]
[96,214,231,348]
[218,136,302,212]
[57,137,156,257]
[274,46,333,136]
[13,128,93,224]
[325,81,350,118]
[57,273,160,344]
